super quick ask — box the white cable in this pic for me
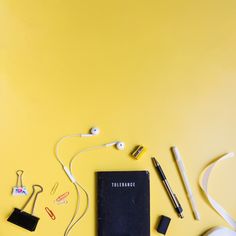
[199,152,236,236]
[54,133,90,236]
[202,227,236,236]
[55,134,109,236]
[69,145,106,171]
[55,133,82,166]
[64,183,81,236]
[64,145,108,236]
[64,182,90,236]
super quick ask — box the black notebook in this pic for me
[97,171,150,236]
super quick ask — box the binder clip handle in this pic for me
[16,170,24,187]
[21,185,43,215]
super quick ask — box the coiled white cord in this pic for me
[55,134,91,236]
[200,152,236,236]
[55,134,111,236]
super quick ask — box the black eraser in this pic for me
[156,215,171,235]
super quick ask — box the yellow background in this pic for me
[1,0,236,235]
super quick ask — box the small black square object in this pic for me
[7,208,39,232]
[156,215,171,235]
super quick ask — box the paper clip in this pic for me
[54,199,68,205]
[50,182,59,195]
[56,192,69,202]
[45,207,56,220]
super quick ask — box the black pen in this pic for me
[151,157,184,218]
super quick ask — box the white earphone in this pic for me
[104,141,125,150]
[80,127,100,137]
[54,127,125,236]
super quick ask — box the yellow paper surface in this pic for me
[1,1,236,235]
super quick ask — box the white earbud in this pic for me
[116,141,125,150]
[90,127,100,135]
[80,127,100,137]
[104,141,125,150]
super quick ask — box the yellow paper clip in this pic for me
[130,145,146,159]
[50,182,59,195]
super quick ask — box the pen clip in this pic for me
[174,194,181,207]
[174,194,183,216]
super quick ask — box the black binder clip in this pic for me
[8,184,43,232]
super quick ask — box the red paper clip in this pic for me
[56,192,69,202]
[45,207,56,220]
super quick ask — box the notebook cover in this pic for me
[97,171,150,236]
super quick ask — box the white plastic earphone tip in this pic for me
[116,142,125,150]
[90,127,100,135]
[228,152,234,157]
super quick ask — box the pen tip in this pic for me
[151,157,159,167]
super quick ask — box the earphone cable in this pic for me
[64,182,90,236]
[64,146,105,236]
[55,134,82,166]
[64,145,113,236]
[55,135,100,236]
[69,145,105,171]
[55,133,121,236]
